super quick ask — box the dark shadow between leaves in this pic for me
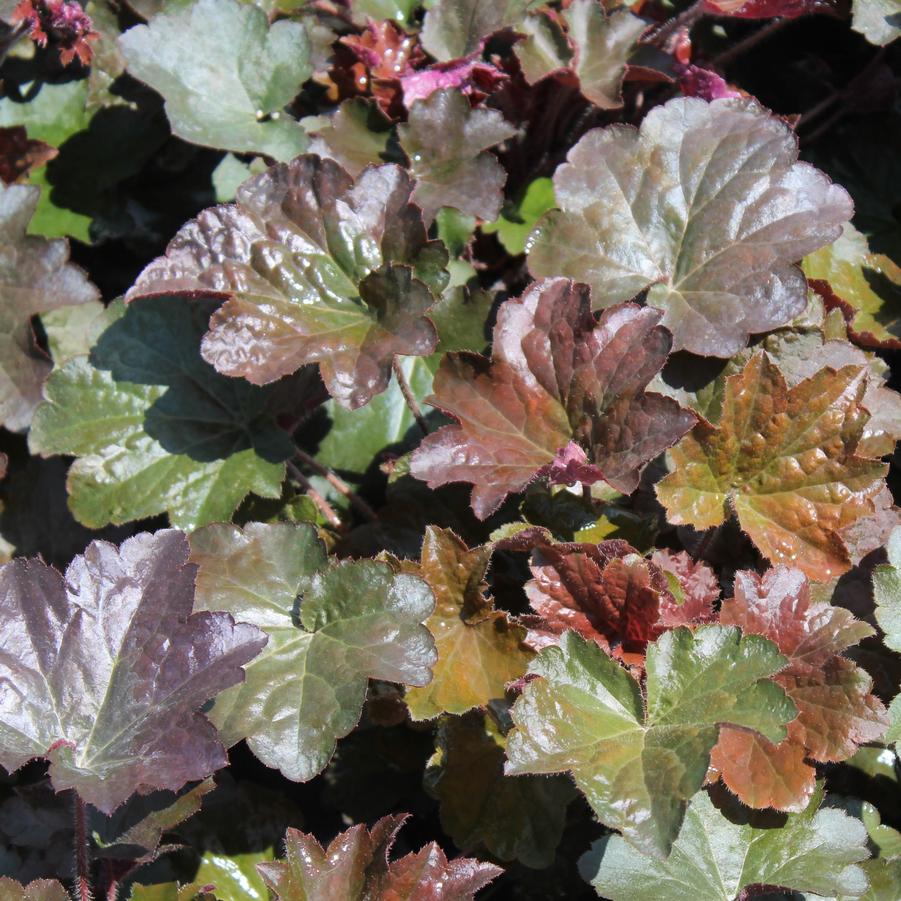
[88,296,294,465]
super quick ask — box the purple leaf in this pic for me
[0,530,265,813]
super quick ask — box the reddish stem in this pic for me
[392,358,428,436]
[287,460,344,530]
[73,794,93,901]
[294,446,377,521]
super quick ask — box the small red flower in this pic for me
[12,0,98,67]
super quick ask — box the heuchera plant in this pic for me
[0,0,900,899]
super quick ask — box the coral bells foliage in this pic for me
[3,0,901,899]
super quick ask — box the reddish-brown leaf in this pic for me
[410,278,696,518]
[711,566,887,811]
[650,549,719,626]
[0,126,57,184]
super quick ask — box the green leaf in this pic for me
[420,0,540,60]
[399,89,516,223]
[189,523,436,781]
[579,784,870,900]
[505,626,796,857]
[119,0,311,160]
[194,849,273,901]
[563,2,645,109]
[528,97,853,357]
[483,177,555,256]
[29,297,294,530]
[426,711,576,868]
[873,525,901,652]
[803,223,901,350]
[307,98,392,178]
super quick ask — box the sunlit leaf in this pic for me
[0,182,98,431]
[404,526,533,720]
[119,0,311,160]
[656,351,887,580]
[190,522,436,781]
[528,97,852,357]
[411,278,696,518]
[579,784,870,900]
[505,626,796,857]
[128,155,448,409]
[257,816,502,899]
[29,298,298,531]
[0,530,265,813]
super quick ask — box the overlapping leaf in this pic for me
[398,88,517,223]
[189,522,436,781]
[420,0,540,60]
[119,0,311,160]
[710,567,885,812]
[528,96,853,357]
[29,297,298,531]
[127,155,449,409]
[656,350,887,579]
[804,223,901,350]
[0,879,69,901]
[410,278,696,518]
[649,549,719,626]
[425,712,576,868]
[0,182,98,431]
[257,816,502,900]
[579,784,870,901]
[524,541,677,664]
[403,526,533,720]
[505,626,796,857]
[563,2,645,109]
[0,530,265,813]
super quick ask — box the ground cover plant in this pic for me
[0,0,900,898]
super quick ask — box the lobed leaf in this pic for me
[119,0,311,160]
[0,879,70,901]
[398,88,517,223]
[404,527,533,720]
[258,815,502,900]
[656,350,887,579]
[872,525,901,651]
[127,155,448,409]
[410,278,696,518]
[711,566,886,811]
[29,297,298,531]
[0,530,265,813]
[579,784,870,900]
[528,97,853,357]
[505,626,796,857]
[190,522,436,781]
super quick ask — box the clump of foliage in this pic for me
[0,0,900,899]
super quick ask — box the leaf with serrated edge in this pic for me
[712,566,885,812]
[0,879,70,901]
[119,0,310,160]
[411,278,696,519]
[803,223,901,350]
[426,711,576,868]
[0,182,98,432]
[528,96,852,357]
[399,89,516,223]
[29,298,295,531]
[127,155,448,410]
[656,350,887,580]
[190,522,436,781]
[505,626,796,857]
[0,530,265,814]
[421,0,538,60]
[578,783,869,901]
[257,816,502,900]
[404,527,533,720]
[564,2,645,109]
